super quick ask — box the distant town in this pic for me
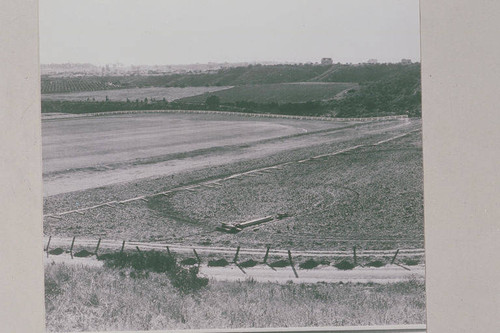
[41,58,415,77]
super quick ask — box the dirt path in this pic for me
[200,265,424,284]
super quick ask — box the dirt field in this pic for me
[43,112,423,251]
[41,86,231,102]
[43,113,347,195]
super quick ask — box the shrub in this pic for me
[180,258,198,266]
[99,251,176,273]
[269,259,290,268]
[334,260,355,270]
[74,249,93,257]
[239,259,258,268]
[44,278,61,298]
[99,250,207,293]
[48,248,64,255]
[208,258,229,267]
[319,259,331,266]
[299,259,320,269]
[143,251,177,272]
[169,266,208,293]
[365,260,385,268]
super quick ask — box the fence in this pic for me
[44,236,425,277]
[43,108,409,122]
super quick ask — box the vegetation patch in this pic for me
[334,260,356,270]
[269,259,290,268]
[403,258,420,266]
[96,250,207,293]
[207,258,229,267]
[239,259,259,268]
[73,249,94,257]
[366,260,386,268]
[180,257,198,266]
[319,259,331,266]
[170,266,208,293]
[298,259,320,269]
[99,251,176,273]
[48,248,64,255]
[179,82,357,104]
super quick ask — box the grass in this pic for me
[177,82,357,104]
[45,263,425,332]
[208,258,230,267]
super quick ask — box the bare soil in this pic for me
[43,112,423,251]
[41,86,232,102]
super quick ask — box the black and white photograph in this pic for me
[40,0,425,331]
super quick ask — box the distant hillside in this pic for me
[328,64,421,117]
[41,64,327,94]
[178,82,357,104]
[41,63,421,118]
[41,63,418,93]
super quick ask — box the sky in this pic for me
[39,0,420,65]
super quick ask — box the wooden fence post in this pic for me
[69,236,75,259]
[193,249,201,265]
[391,249,400,264]
[288,250,299,278]
[45,236,52,258]
[263,246,270,264]
[353,246,357,266]
[233,246,240,263]
[94,238,101,258]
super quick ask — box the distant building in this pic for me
[321,58,333,65]
[401,58,412,65]
[367,59,378,64]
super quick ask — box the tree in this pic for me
[205,95,220,109]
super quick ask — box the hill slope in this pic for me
[178,82,357,104]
